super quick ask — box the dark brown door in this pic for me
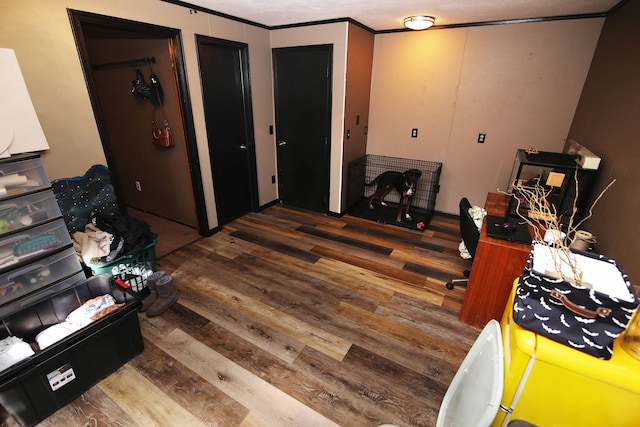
[273,45,332,213]
[197,36,258,226]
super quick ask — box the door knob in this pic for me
[278,140,287,146]
[239,144,247,150]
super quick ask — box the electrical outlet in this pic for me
[135,181,142,191]
[411,128,418,138]
[478,133,486,143]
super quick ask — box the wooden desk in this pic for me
[458,192,531,327]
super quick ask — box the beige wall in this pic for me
[368,19,604,214]
[566,0,640,287]
[0,0,277,230]
[0,1,106,177]
[0,1,612,229]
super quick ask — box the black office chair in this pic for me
[446,197,480,290]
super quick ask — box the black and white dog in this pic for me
[366,169,422,222]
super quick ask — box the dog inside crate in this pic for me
[347,155,442,231]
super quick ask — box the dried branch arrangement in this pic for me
[503,170,615,286]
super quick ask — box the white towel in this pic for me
[35,322,81,350]
[0,336,34,370]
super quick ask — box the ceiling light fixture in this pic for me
[403,15,436,31]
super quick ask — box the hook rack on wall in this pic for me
[92,56,156,70]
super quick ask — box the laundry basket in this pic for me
[87,240,157,292]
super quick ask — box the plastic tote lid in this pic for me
[436,319,504,427]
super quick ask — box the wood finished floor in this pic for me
[2,205,480,427]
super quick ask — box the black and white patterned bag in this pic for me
[513,242,638,359]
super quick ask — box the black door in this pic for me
[273,45,332,213]
[197,36,258,226]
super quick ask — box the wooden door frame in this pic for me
[195,35,259,224]
[67,9,210,236]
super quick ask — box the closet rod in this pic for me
[92,56,156,70]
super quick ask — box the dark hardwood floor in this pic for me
[2,205,480,427]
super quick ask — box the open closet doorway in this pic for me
[68,10,208,237]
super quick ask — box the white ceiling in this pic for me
[178,0,621,31]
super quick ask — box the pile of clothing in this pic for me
[35,294,123,350]
[72,214,157,266]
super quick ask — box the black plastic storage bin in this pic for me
[0,274,144,426]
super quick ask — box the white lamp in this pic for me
[403,15,436,30]
[0,49,50,157]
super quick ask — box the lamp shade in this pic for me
[403,15,435,30]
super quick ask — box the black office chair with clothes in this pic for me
[446,197,480,290]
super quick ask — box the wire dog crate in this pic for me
[363,155,442,212]
[346,155,442,230]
